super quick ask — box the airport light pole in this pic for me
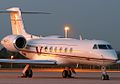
[10,56,14,68]
[64,25,70,38]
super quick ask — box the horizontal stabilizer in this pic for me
[0,11,51,14]
[0,10,17,13]
[0,59,57,64]
[22,11,51,14]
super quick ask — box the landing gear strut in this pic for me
[62,67,76,78]
[101,66,109,80]
[21,64,33,78]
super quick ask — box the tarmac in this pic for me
[0,69,120,84]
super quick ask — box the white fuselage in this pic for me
[20,38,118,66]
[0,7,118,68]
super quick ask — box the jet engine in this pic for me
[1,35,27,52]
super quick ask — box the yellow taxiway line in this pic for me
[0,68,120,72]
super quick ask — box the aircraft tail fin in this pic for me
[7,7,27,35]
[0,7,51,39]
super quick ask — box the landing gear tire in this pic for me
[101,74,109,80]
[67,70,72,78]
[25,69,33,78]
[62,70,71,78]
[101,66,109,80]
[20,64,33,78]
[62,70,68,78]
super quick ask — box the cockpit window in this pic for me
[98,45,108,49]
[93,44,113,50]
[107,45,113,49]
[93,44,97,49]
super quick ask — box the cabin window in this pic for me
[70,48,73,53]
[59,47,62,52]
[93,44,97,49]
[44,46,48,52]
[64,48,67,52]
[54,47,57,52]
[49,47,53,52]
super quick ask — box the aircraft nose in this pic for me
[102,51,118,61]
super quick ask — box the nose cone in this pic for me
[102,50,118,61]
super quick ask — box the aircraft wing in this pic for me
[0,59,57,65]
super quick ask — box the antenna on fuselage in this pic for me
[79,35,83,40]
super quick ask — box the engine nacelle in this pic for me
[1,35,26,52]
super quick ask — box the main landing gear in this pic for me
[19,65,109,80]
[101,66,109,80]
[62,66,109,80]
[62,67,76,78]
[21,64,33,78]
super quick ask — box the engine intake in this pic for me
[14,36,26,49]
[1,35,26,52]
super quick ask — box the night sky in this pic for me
[0,0,120,50]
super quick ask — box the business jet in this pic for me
[0,7,118,80]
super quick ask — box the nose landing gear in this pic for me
[101,66,109,80]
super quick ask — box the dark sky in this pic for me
[0,0,120,50]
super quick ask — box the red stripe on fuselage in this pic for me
[19,49,116,63]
